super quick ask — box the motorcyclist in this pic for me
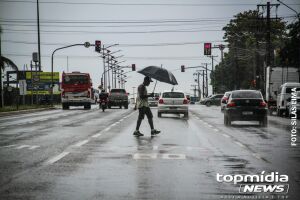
[99,89,108,101]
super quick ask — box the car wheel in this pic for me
[62,103,69,110]
[224,115,228,126]
[184,113,189,119]
[205,101,211,107]
[260,116,268,127]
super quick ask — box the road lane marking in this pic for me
[16,145,31,149]
[221,133,230,138]
[29,145,40,150]
[214,129,219,132]
[92,133,102,138]
[161,154,186,160]
[133,153,157,159]
[252,153,264,161]
[119,119,124,122]
[208,125,213,128]
[3,144,17,148]
[104,127,111,131]
[235,141,246,148]
[46,152,70,165]
[153,146,159,150]
[0,127,6,129]
[74,140,89,147]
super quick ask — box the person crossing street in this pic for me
[134,76,160,137]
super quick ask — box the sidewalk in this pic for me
[0,106,60,117]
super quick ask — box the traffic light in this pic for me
[181,65,185,72]
[95,40,101,53]
[204,43,211,55]
[132,64,136,71]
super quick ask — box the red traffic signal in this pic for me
[204,43,211,55]
[181,65,185,72]
[95,40,101,53]
[132,64,136,71]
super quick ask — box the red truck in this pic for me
[61,71,93,109]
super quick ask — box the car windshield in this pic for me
[63,75,89,84]
[110,89,126,93]
[162,92,184,98]
[232,91,262,98]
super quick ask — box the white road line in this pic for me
[111,123,117,127]
[29,145,40,150]
[74,140,89,147]
[119,119,123,122]
[208,125,213,128]
[16,145,31,149]
[253,153,263,160]
[221,133,230,138]
[45,152,70,165]
[92,133,102,138]
[0,127,6,129]
[104,127,111,131]
[3,144,17,148]
[153,146,159,150]
[214,129,219,132]
[235,141,246,148]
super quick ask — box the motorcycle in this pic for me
[99,98,108,112]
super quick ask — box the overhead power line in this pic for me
[3,0,299,6]
[2,39,225,47]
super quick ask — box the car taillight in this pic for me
[227,101,236,107]
[159,99,164,104]
[183,99,188,104]
[259,101,267,107]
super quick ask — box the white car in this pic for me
[157,90,189,118]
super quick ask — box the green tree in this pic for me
[213,10,286,93]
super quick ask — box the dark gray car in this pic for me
[224,90,268,127]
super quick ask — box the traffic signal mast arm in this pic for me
[183,66,212,72]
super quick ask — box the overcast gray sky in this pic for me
[1,0,299,96]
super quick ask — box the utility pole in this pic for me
[202,70,205,98]
[208,55,218,94]
[257,2,280,100]
[37,0,41,71]
[0,27,3,108]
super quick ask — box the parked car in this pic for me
[224,90,268,127]
[221,91,232,112]
[276,82,300,116]
[203,94,224,106]
[287,91,300,118]
[108,89,129,109]
[157,90,189,118]
[148,93,160,107]
[199,95,212,105]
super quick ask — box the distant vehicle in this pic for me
[148,93,159,107]
[157,90,189,118]
[61,71,93,110]
[93,88,99,104]
[286,91,300,118]
[224,90,268,127]
[221,91,232,112]
[199,94,213,105]
[276,82,300,116]
[203,94,224,106]
[108,89,129,109]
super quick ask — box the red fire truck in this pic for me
[61,71,93,109]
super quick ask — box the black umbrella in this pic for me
[138,66,178,85]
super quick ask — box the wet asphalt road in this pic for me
[0,104,299,200]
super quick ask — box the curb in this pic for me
[0,107,58,117]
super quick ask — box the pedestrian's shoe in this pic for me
[133,130,144,137]
[151,129,160,135]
